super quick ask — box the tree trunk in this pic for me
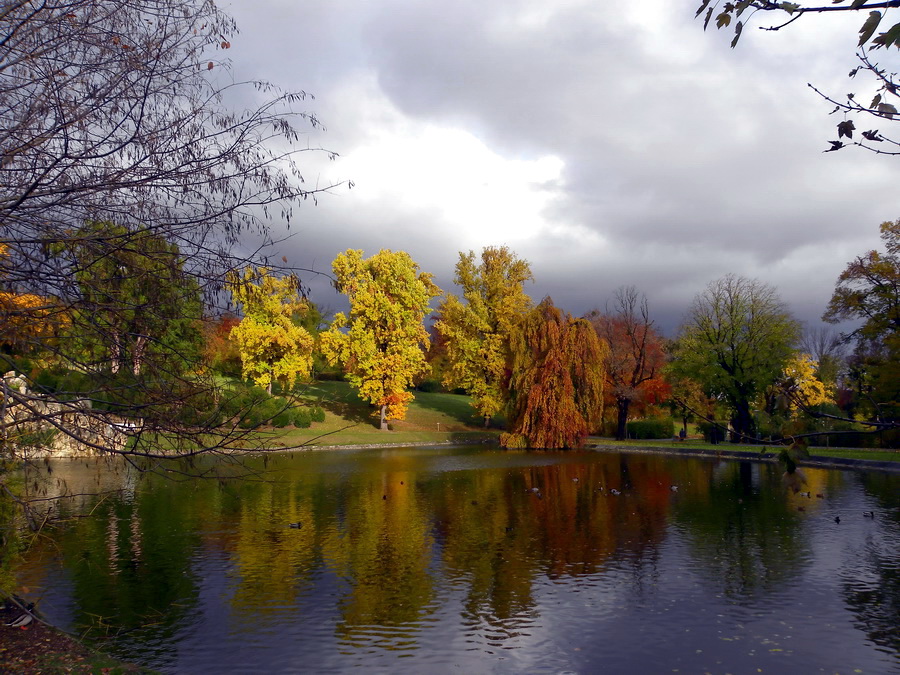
[484,415,491,428]
[615,397,630,441]
[379,404,388,430]
[731,400,755,442]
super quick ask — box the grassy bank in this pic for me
[590,437,900,463]
[242,381,899,464]
[257,381,501,448]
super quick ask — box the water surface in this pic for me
[15,447,900,673]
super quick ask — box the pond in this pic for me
[13,446,900,673]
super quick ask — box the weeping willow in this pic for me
[504,298,608,449]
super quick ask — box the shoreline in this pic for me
[587,442,900,473]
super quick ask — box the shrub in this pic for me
[416,379,441,393]
[293,408,311,428]
[271,410,293,428]
[310,406,325,423]
[627,417,675,440]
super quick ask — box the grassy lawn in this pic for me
[259,381,501,448]
[188,380,900,462]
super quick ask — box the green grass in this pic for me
[591,436,900,463]
[261,380,500,448]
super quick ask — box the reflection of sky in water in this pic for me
[14,449,900,673]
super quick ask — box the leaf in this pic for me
[837,120,855,138]
[696,0,712,17]
[716,11,732,28]
[736,1,752,17]
[858,11,882,46]
[731,21,744,48]
[780,2,801,14]
[824,140,845,152]
[850,0,869,7]
[871,93,882,108]
[878,102,898,118]
[871,21,900,49]
[862,129,882,141]
[704,6,714,30]
[207,61,214,70]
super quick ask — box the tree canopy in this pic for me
[823,219,899,427]
[226,267,314,394]
[671,274,800,440]
[587,286,668,440]
[504,298,607,449]
[321,249,441,429]
[0,0,336,451]
[50,221,204,380]
[435,246,532,426]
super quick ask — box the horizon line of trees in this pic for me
[4,222,898,453]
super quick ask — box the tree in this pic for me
[799,324,846,389]
[763,352,832,416]
[667,373,714,437]
[504,298,607,449]
[699,0,900,154]
[671,274,800,440]
[823,219,900,426]
[434,246,533,427]
[824,219,899,337]
[226,267,314,394]
[321,250,441,429]
[586,286,668,440]
[0,0,336,454]
[0,0,339,555]
[51,221,204,379]
[202,314,243,378]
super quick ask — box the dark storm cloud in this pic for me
[223,0,899,334]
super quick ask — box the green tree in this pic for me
[226,266,314,394]
[824,220,899,338]
[823,219,900,426]
[56,221,203,379]
[504,298,607,449]
[435,246,533,427]
[699,0,900,154]
[321,249,441,429]
[671,274,800,441]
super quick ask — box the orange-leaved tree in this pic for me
[434,246,532,427]
[504,298,607,449]
[587,286,668,440]
[0,243,68,355]
[321,249,441,429]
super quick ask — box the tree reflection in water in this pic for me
[10,448,900,673]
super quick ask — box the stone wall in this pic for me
[1,371,135,458]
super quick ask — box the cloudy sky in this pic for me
[221,0,898,336]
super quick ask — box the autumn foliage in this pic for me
[503,298,607,449]
[226,267,314,393]
[587,287,668,440]
[435,246,532,426]
[321,249,441,428]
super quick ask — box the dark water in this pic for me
[14,447,900,674]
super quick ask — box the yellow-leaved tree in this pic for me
[435,246,532,427]
[779,353,833,412]
[321,249,441,429]
[226,267,314,394]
